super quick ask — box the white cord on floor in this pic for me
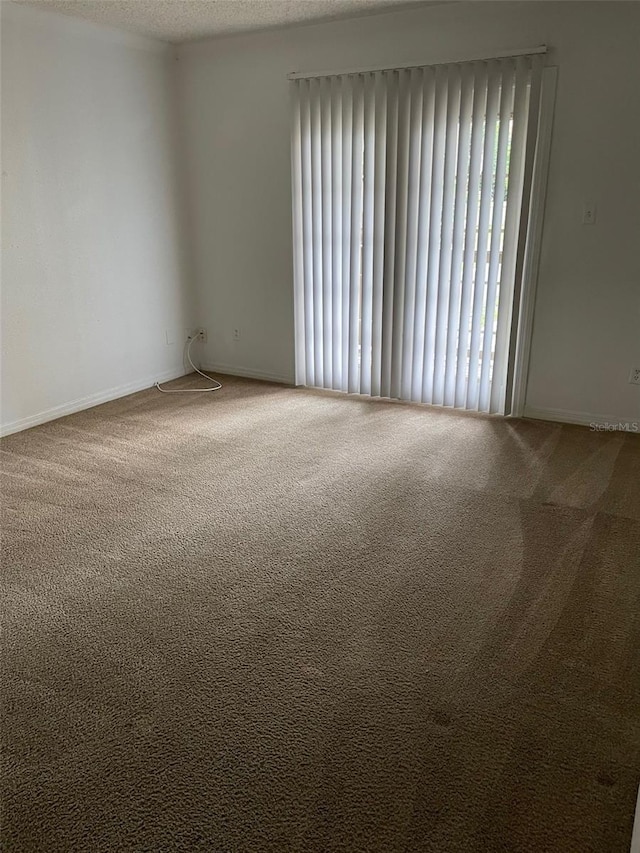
[156,335,222,394]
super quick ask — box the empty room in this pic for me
[1,0,639,850]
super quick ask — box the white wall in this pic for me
[177,1,640,424]
[1,3,194,435]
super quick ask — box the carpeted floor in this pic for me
[1,374,639,852]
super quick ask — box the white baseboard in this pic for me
[523,406,639,430]
[200,362,292,386]
[0,366,189,437]
[631,784,640,853]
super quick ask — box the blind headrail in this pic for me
[287,45,547,81]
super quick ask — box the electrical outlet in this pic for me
[233,328,240,341]
[185,328,206,342]
[629,367,640,385]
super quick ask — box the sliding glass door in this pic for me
[290,53,547,415]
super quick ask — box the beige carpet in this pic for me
[1,374,639,852]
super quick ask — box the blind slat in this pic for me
[466,62,501,411]
[361,73,376,396]
[491,57,529,413]
[478,62,515,413]
[454,63,487,408]
[421,66,449,403]
[380,72,399,399]
[443,63,474,407]
[348,75,365,393]
[341,77,354,393]
[291,81,305,385]
[390,70,412,400]
[432,64,461,407]
[400,68,425,401]
[300,81,316,386]
[320,77,333,388]
[410,68,435,402]
[309,79,324,387]
[330,77,343,389]
[370,73,387,398]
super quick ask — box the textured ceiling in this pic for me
[18,0,439,44]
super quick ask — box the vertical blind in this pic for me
[291,54,544,414]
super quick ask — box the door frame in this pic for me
[508,65,558,418]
